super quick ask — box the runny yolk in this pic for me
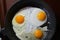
[15,15,24,24]
[34,29,43,39]
[37,11,46,21]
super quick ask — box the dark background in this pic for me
[0,0,60,40]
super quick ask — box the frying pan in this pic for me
[4,0,56,40]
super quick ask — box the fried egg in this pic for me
[12,12,25,27]
[30,8,47,27]
[12,7,48,40]
[15,26,48,40]
[12,7,29,34]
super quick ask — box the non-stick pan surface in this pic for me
[5,0,56,40]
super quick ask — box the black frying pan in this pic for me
[4,0,56,40]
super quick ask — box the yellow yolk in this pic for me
[15,15,24,24]
[34,29,43,39]
[37,11,46,21]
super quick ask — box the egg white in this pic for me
[12,7,48,40]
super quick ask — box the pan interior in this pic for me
[12,7,48,40]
